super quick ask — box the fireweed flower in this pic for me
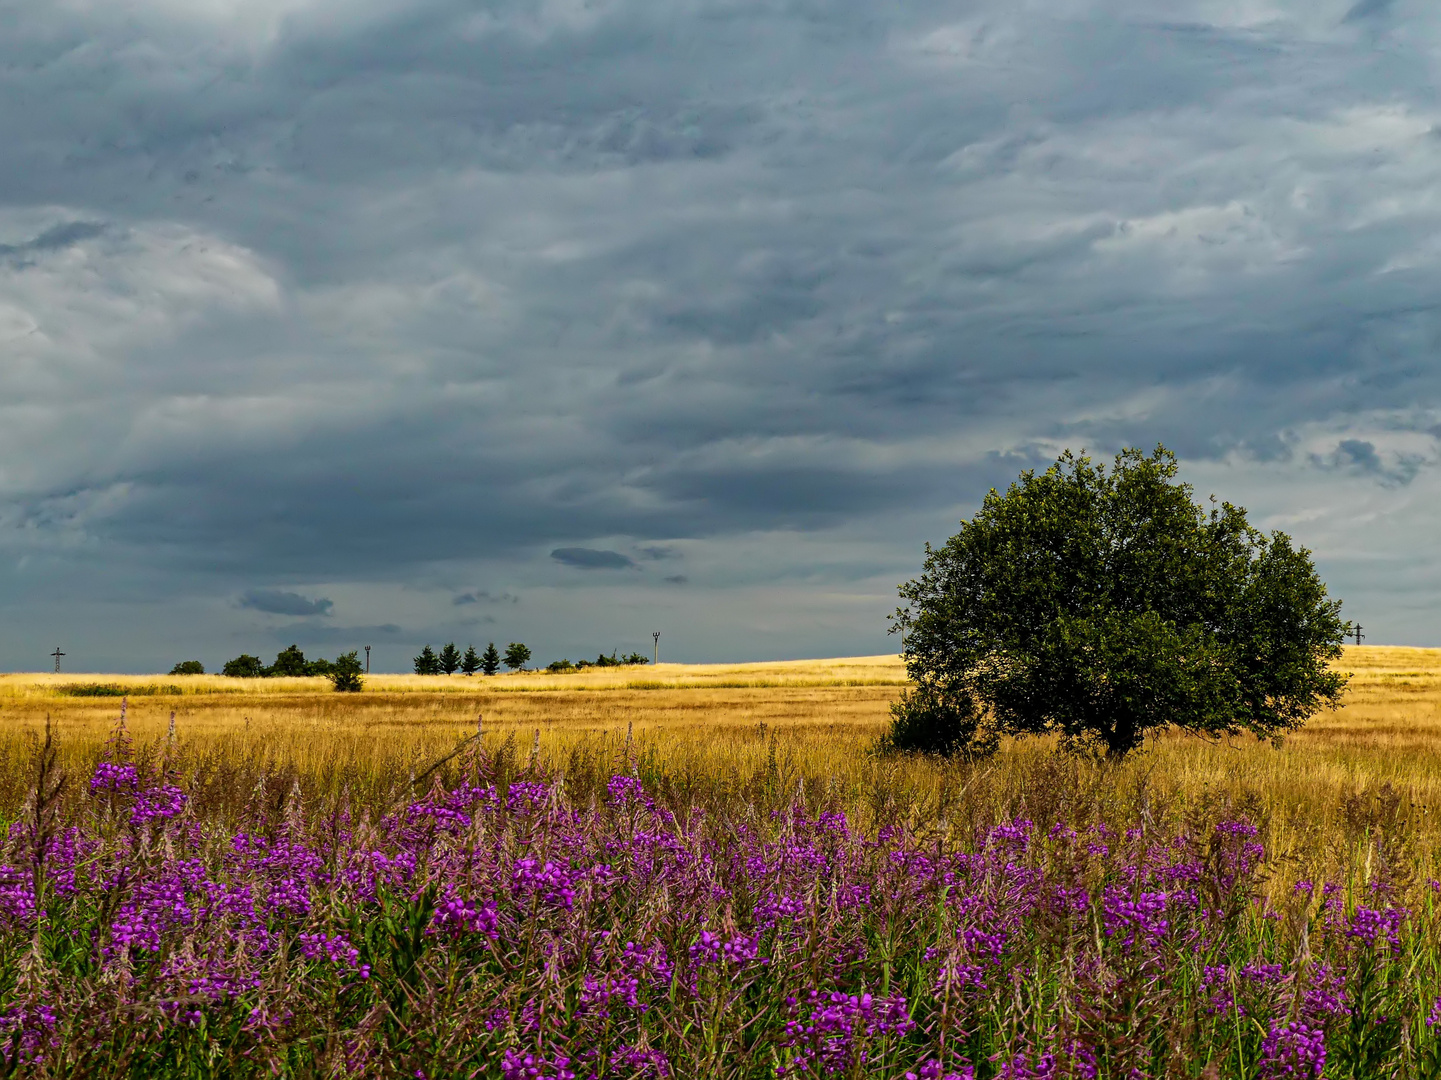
[1259,1021,1326,1079]
[777,991,913,1076]
[3,755,1435,1073]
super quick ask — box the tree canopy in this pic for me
[890,446,1348,759]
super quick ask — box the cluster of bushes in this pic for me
[219,645,363,692]
[546,650,650,673]
[412,642,530,675]
[220,645,345,678]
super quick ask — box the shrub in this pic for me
[58,684,182,697]
[877,685,997,758]
[327,650,364,692]
[893,445,1348,759]
[168,660,204,675]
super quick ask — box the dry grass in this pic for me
[4,646,1441,891]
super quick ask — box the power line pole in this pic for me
[50,647,65,672]
[652,631,660,665]
[1353,623,1364,647]
[364,645,371,673]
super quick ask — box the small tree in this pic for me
[481,642,501,676]
[270,644,309,677]
[460,645,481,676]
[328,650,364,692]
[892,446,1348,759]
[439,643,462,675]
[502,642,531,672]
[169,660,205,675]
[413,645,440,675]
[221,654,265,678]
[306,657,334,676]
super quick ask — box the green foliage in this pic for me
[438,642,461,675]
[168,660,204,675]
[221,654,265,678]
[877,685,996,758]
[481,642,501,676]
[892,445,1348,759]
[269,644,309,677]
[413,644,441,675]
[305,656,334,676]
[502,642,531,671]
[328,650,364,692]
[460,644,481,675]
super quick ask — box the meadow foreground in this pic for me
[1,648,1440,1076]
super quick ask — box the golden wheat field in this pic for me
[3,645,1441,890]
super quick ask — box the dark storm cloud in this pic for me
[5,0,1441,667]
[551,548,637,570]
[0,221,105,262]
[238,590,335,617]
[454,591,519,606]
[262,623,403,647]
[1344,0,1397,22]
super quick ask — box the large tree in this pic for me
[270,644,309,677]
[439,643,462,675]
[481,642,502,676]
[413,645,441,676]
[502,642,531,672]
[891,446,1348,759]
[460,645,481,676]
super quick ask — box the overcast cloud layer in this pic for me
[2,0,1440,671]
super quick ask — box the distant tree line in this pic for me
[546,651,650,673]
[412,642,528,675]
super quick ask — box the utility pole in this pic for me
[1353,623,1364,647]
[364,645,371,673]
[50,647,65,672]
[652,631,660,665]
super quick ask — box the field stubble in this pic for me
[3,646,1440,888]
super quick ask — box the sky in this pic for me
[2,0,1440,672]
